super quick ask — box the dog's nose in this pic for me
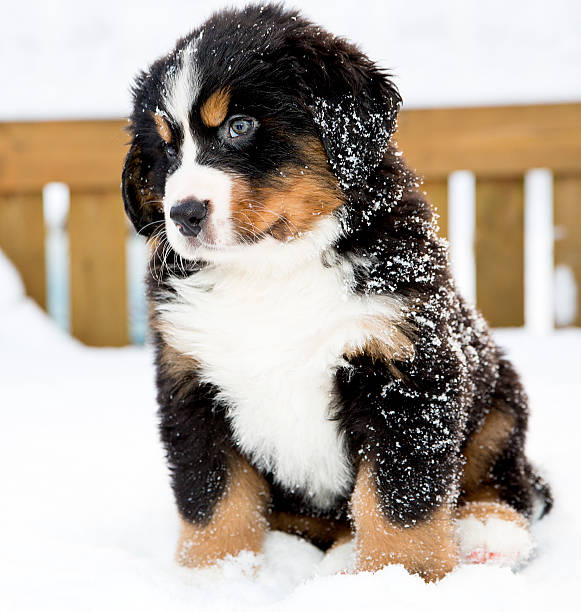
[170,198,208,237]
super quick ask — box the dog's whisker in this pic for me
[138,219,165,238]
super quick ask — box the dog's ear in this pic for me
[121,137,164,237]
[291,33,401,190]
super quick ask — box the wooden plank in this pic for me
[0,192,46,308]
[1,104,580,192]
[397,103,581,178]
[69,189,128,346]
[423,178,448,238]
[0,120,129,193]
[475,177,525,327]
[554,174,581,327]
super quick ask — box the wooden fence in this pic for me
[0,104,580,346]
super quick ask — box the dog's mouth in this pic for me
[163,206,249,261]
[196,236,239,252]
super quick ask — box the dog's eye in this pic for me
[165,143,177,159]
[228,116,256,138]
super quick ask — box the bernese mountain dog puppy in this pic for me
[122,4,552,581]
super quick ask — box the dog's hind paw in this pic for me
[456,513,534,568]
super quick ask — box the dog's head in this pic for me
[122,4,401,262]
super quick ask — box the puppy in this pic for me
[122,4,552,581]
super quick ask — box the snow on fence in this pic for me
[0,104,580,346]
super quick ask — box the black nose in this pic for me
[169,198,208,237]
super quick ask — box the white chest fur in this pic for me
[157,238,404,509]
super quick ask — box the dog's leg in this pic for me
[176,454,269,567]
[351,461,458,581]
[337,330,467,581]
[154,342,269,567]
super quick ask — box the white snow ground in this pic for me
[1,249,580,611]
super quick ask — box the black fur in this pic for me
[123,3,552,544]
[153,328,232,524]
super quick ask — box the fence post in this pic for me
[475,176,525,327]
[0,192,46,308]
[554,174,581,326]
[69,189,128,346]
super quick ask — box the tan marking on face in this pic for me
[456,501,529,529]
[461,404,515,499]
[268,511,351,550]
[176,455,269,568]
[200,87,231,128]
[229,138,344,242]
[351,462,458,582]
[152,112,172,143]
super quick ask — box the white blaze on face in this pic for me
[162,39,235,259]
[164,131,234,255]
